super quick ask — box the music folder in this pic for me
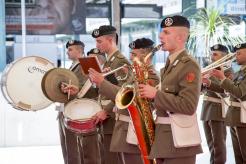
[78,56,102,74]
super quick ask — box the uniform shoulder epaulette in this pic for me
[115,52,125,59]
[180,55,191,63]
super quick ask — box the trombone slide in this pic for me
[201,53,235,74]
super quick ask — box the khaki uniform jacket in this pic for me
[220,66,246,127]
[147,65,160,86]
[201,76,226,121]
[70,62,98,100]
[149,50,203,158]
[100,50,131,134]
[99,63,160,153]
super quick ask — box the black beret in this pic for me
[129,38,154,49]
[210,44,228,53]
[66,40,85,49]
[87,48,101,56]
[234,43,246,52]
[161,15,190,29]
[92,25,117,38]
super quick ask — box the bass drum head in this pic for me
[64,98,102,120]
[4,56,55,111]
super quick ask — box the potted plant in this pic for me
[187,7,244,66]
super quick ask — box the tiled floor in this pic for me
[0,145,235,164]
[0,146,63,164]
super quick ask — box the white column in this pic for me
[111,0,121,46]
[21,0,26,57]
[0,0,6,71]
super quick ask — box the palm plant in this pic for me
[187,7,245,59]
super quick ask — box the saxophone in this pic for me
[115,44,162,164]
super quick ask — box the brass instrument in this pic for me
[77,64,128,98]
[115,44,162,164]
[144,44,163,63]
[202,53,236,74]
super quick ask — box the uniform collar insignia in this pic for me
[110,56,115,62]
[173,60,179,66]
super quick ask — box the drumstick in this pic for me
[61,82,79,89]
[67,80,71,100]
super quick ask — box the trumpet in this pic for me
[77,64,128,98]
[102,64,127,76]
[201,53,236,74]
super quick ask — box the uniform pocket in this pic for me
[163,85,177,94]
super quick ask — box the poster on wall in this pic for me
[207,0,245,15]
[5,0,86,35]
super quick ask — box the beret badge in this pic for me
[165,17,173,27]
[93,48,99,54]
[69,40,74,44]
[236,44,241,48]
[93,29,100,37]
[213,45,219,50]
[129,42,135,49]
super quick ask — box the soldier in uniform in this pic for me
[128,38,160,86]
[137,15,203,164]
[88,37,160,163]
[91,25,131,164]
[87,48,106,66]
[211,43,246,164]
[59,40,103,164]
[201,44,230,164]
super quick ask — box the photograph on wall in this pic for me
[5,0,86,35]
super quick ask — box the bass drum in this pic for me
[1,56,55,111]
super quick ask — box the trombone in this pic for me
[201,53,236,74]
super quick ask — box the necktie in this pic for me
[164,58,170,71]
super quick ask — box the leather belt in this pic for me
[117,114,171,124]
[231,101,241,108]
[100,100,111,106]
[116,114,131,122]
[203,96,221,103]
[203,95,241,108]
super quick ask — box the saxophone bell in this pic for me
[115,84,135,110]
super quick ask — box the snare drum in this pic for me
[1,56,55,111]
[64,98,102,133]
